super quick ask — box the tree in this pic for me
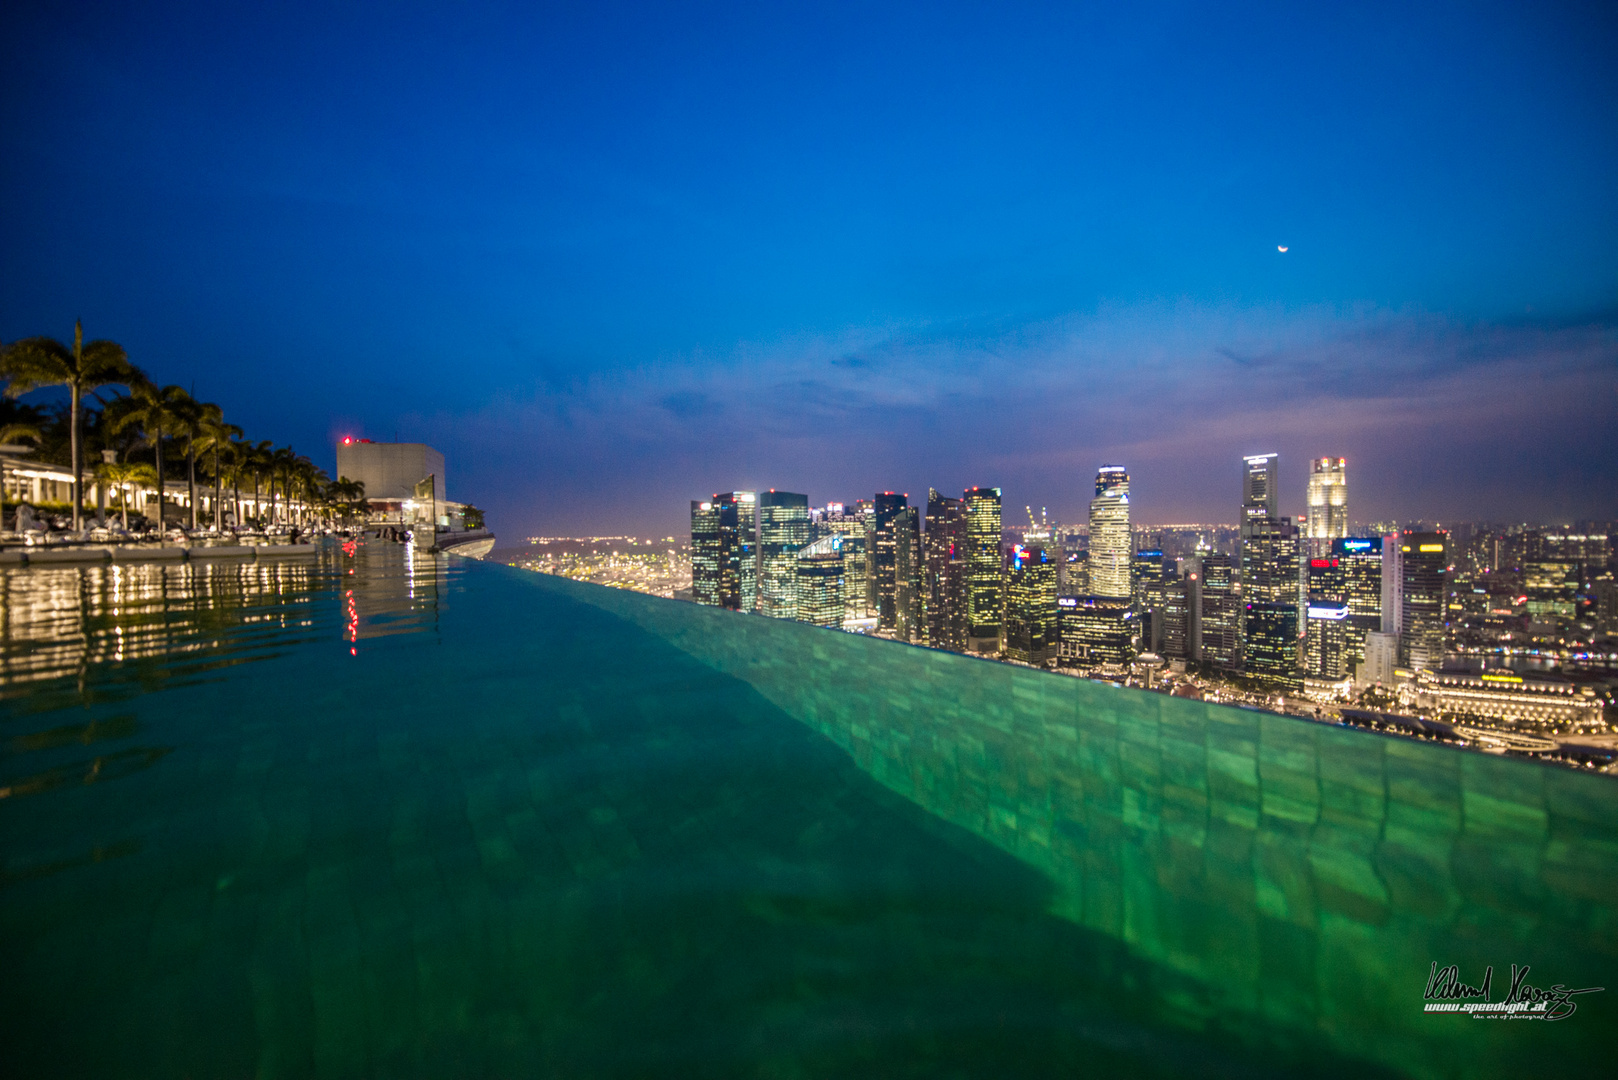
[96,461,156,530]
[195,406,243,531]
[108,382,191,531]
[0,322,141,529]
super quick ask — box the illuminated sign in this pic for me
[1339,539,1374,552]
[1057,597,1079,608]
[1307,604,1349,620]
[1481,674,1523,684]
[1419,544,1444,552]
[1310,558,1337,568]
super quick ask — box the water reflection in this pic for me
[0,541,455,713]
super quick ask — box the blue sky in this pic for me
[3,1,1615,535]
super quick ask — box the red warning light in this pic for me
[342,436,353,445]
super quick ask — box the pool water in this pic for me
[0,542,1611,1078]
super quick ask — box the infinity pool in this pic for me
[1,542,1611,1078]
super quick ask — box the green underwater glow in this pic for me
[0,545,1611,1077]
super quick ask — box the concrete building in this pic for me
[1412,669,1605,734]
[794,535,845,629]
[1004,543,1058,665]
[924,489,967,651]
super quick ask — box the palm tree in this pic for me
[96,461,156,530]
[169,393,204,531]
[195,406,242,531]
[108,382,190,531]
[243,440,272,528]
[0,322,141,529]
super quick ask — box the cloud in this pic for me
[402,302,1618,536]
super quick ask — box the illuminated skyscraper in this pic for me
[1304,555,1349,679]
[794,535,845,629]
[893,506,923,642]
[1399,532,1449,671]
[1004,544,1058,664]
[1194,553,1241,669]
[691,492,753,610]
[1335,536,1383,673]
[732,491,758,612]
[871,492,908,631]
[1306,457,1348,541]
[963,486,1003,653]
[1242,453,1278,526]
[1056,595,1133,670]
[690,499,723,607]
[1088,466,1131,599]
[924,489,966,651]
[758,490,810,619]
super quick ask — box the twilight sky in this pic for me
[3,0,1615,537]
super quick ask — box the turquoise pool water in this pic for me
[1,542,1612,1078]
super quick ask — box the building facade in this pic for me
[794,535,845,629]
[924,489,967,651]
[1399,532,1448,671]
[1004,543,1058,664]
[1057,595,1134,670]
[963,486,1003,654]
[1088,466,1131,599]
[1305,457,1348,541]
[871,493,908,631]
[757,490,810,619]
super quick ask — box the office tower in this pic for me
[795,535,845,629]
[733,491,758,612]
[963,486,1003,653]
[1004,543,1058,664]
[757,490,810,619]
[1306,458,1348,541]
[1335,537,1383,674]
[1245,601,1301,690]
[1399,532,1448,671]
[1304,551,1349,679]
[1196,553,1242,669]
[871,492,908,631]
[1382,533,1403,633]
[1239,454,1300,689]
[1150,574,1191,660]
[817,503,867,620]
[1056,595,1133,670]
[1131,548,1164,610]
[925,489,967,651]
[690,499,724,607]
[1242,453,1278,524]
[1066,549,1089,596]
[892,506,923,641]
[1088,466,1131,599]
[859,499,878,617]
[691,492,751,610]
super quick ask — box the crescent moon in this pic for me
[1277,245,1289,253]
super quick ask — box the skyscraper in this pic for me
[733,491,758,612]
[794,535,845,629]
[1239,455,1300,689]
[963,486,1003,654]
[1306,457,1348,541]
[1399,532,1448,671]
[1088,466,1131,599]
[1335,536,1383,674]
[757,490,810,619]
[924,489,966,651]
[1004,543,1057,664]
[691,492,752,610]
[893,506,923,642]
[871,492,908,631]
[1194,553,1242,669]
[690,499,723,607]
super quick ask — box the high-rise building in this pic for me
[733,491,758,612]
[963,486,1003,653]
[1088,466,1131,599]
[1056,595,1134,670]
[690,499,724,607]
[794,535,845,629]
[757,490,810,619]
[1242,453,1278,525]
[691,492,753,610]
[1399,532,1448,671]
[1004,543,1058,665]
[1145,574,1191,660]
[1359,630,1399,689]
[818,503,868,620]
[1304,555,1350,680]
[1194,553,1242,669]
[1239,455,1299,688]
[1306,457,1348,541]
[1335,537,1383,674]
[1131,548,1164,610]
[893,506,923,642]
[871,492,908,631]
[924,489,967,651]
[1245,601,1302,690]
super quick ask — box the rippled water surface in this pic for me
[1,542,1610,1079]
